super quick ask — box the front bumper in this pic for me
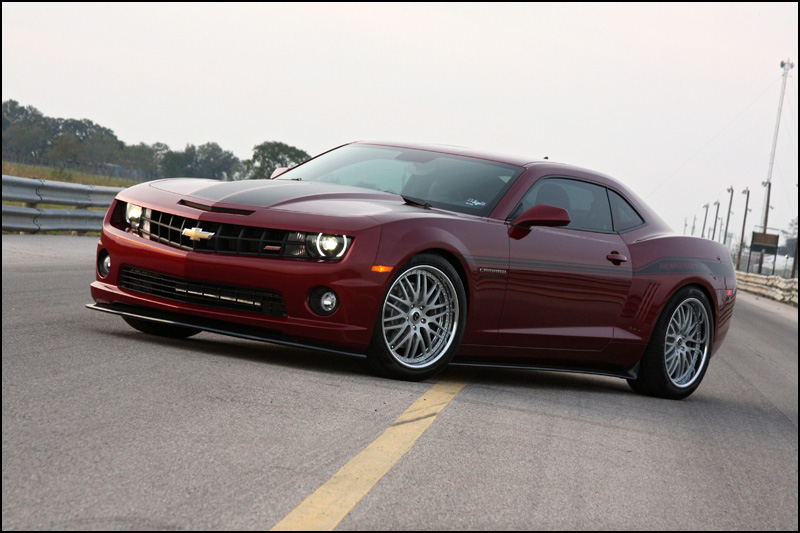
[90,216,387,352]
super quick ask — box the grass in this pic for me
[2,161,138,188]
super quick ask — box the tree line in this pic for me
[2,100,310,181]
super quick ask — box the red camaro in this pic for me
[88,141,736,399]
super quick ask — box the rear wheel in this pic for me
[366,254,466,381]
[628,286,713,400]
[122,316,201,339]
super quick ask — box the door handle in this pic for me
[606,252,628,265]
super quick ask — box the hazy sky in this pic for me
[3,2,798,242]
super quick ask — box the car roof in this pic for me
[351,140,540,168]
[351,140,617,182]
[353,139,643,195]
[350,141,669,230]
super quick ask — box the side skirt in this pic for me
[87,302,641,379]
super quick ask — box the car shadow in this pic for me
[89,324,371,379]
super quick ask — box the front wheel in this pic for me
[628,286,714,400]
[366,254,467,381]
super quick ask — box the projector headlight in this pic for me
[125,203,143,230]
[307,233,349,259]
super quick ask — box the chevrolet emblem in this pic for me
[182,227,215,241]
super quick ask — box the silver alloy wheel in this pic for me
[664,297,710,388]
[381,265,459,369]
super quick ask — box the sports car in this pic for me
[88,141,736,399]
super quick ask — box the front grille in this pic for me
[141,208,295,257]
[120,266,286,316]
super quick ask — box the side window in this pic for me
[511,178,613,233]
[608,189,645,232]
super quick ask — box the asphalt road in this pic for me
[2,235,797,530]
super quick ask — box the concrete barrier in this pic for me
[736,271,798,306]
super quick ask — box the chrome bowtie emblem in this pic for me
[182,227,215,241]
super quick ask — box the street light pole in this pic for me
[759,58,794,273]
[701,203,710,238]
[737,188,750,269]
[691,215,697,236]
[724,186,734,245]
[711,200,720,240]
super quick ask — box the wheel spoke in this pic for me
[664,298,709,388]
[380,265,460,369]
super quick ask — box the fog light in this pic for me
[98,250,111,277]
[310,287,339,316]
[320,291,337,312]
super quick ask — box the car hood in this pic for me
[148,178,404,217]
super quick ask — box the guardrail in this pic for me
[2,175,124,233]
[736,271,798,306]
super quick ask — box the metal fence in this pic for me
[2,175,124,233]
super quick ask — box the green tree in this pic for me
[45,134,84,163]
[2,122,50,158]
[58,118,114,143]
[194,142,239,180]
[2,100,45,124]
[121,143,159,178]
[161,149,188,178]
[781,217,797,256]
[2,100,56,157]
[84,131,123,163]
[242,141,310,180]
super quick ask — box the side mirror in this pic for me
[270,167,289,179]
[511,204,570,228]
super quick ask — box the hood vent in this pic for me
[179,199,255,215]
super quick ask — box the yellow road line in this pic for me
[271,374,470,531]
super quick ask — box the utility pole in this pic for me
[701,203,710,238]
[711,200,720,240]
[684,218,688,235]
[793,184,798,279]
[724,186,734,245]
[759,58,794,273]
[737,187,750,269]
[691,215,697,236]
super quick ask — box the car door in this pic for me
[499,177,632,352]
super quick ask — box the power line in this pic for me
[645,74,783,199]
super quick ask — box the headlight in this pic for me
[278,232,351,260]
[307,233,349,259]
[125,203,143,230]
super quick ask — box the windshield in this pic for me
[275,144,524,217]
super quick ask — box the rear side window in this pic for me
[608,189,645,232]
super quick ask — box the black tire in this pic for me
[122,316,201,339]
[366,253,467,381]
[628,286,714,400]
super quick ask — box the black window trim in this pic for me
[507,175,617,235]
[508,175,649,235]
[605,186,648,234]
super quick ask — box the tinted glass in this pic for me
[275,144,524,216]
[513,178,613,232]
[608,189,645,231]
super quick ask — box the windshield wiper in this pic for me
[401,195,432,209]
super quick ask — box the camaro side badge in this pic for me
[479,267,507,275]
[182,227,215,241]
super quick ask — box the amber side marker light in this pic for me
[371,265,393,273]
